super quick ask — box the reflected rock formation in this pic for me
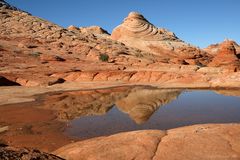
[41,87,181,123]
[214,90,240,97]
[116,88,181,124]
[42,87,131,120]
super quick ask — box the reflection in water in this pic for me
[214,89,240,97]
[38,87,240,139]
[42,87,131,120]
[116,89,181,124]
[42,87,181,123]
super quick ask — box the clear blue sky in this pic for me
[7,0,240,48]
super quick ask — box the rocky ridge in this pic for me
[0,1,239,88]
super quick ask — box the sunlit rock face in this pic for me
[206,40,240,70]
[111,12,210,65]
[54,124,240,160]
[67,25,110,38]
[112,12,179,42]
[116,88,181,124]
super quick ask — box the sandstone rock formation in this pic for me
[0,2,158,86]
[0,1,239,88]
[205,39,240,56]
[205,40,240,70]
[54,124,240,160]
[111,12,211,65]
[1,1,240,160]
[68,25,110,38]
[80,26,109,35]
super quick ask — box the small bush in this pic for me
[99,53,109,62]
[29,51,42,57]
[54,55,66,62]
[196,62,206,68]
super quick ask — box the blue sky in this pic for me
[7,0,240,48]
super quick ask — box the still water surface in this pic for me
[58,87,240,139]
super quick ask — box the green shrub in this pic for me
[29,51,42,57]
[99,53,109,62]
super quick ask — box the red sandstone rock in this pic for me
[0,2,239,89]
[79,26,110,35]
[54,124,240,160]
[207,40,240,70]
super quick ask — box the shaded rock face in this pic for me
[54,124,240,160]
[0,4,159,86]
[111,12,211,65]
[0,146,64,160]
[0,76,20,86]
[0,0,21,11]
[207,40,240,70]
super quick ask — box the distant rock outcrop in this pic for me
[80,26,110,35]
[206,40,240,70]
[111,12,210,65]
[67,25,110,37]
[111,12,180,42]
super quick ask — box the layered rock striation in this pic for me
[111,12,211,65]
[205,40,240,70]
